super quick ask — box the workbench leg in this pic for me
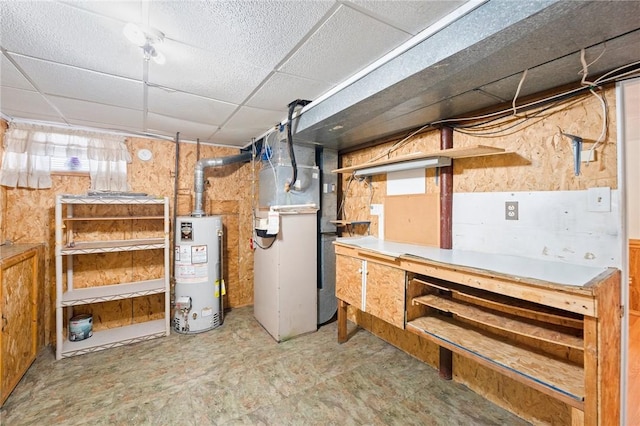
[338,299,348,343]
[439,347,453,380]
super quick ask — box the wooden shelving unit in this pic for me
[55,194,170,360]
[332,145,506,174]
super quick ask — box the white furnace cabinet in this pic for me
[254,211,317,341]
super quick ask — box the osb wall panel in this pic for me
[451,88,617,192]
[337,87,619,425]
[339,132,443,237]
[0,119,7,242]
[340,88,617,202]
[197,145,254,309]
[0,133,256,345]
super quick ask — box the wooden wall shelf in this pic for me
[332,145,506,174]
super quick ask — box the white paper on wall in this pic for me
[386,168,426,195]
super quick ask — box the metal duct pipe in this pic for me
[192,152,252,217]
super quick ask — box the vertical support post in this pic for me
[440,126,453,250]
[338,299,348,343]
[439,126,454,380]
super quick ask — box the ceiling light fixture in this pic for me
[123,23,166,65]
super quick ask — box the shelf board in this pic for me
[406,315,584,409]
[330,220,371,226]
[61,278,167,306]
[60,195,165,205]
[412,277,584,329]
[60,238,165,255]
[333,145,506,174]
[59,319,167,359]
[413,294,583,350]
[64,216,164,221]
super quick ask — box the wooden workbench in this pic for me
[334,236,620,426]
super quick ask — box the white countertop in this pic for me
[336,236,611,287]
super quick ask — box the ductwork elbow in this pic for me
[192,152,252,217]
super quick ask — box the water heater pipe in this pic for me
[192,152,252,217]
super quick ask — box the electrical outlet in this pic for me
[505,201,519,220]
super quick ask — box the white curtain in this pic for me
[0,123,131,191]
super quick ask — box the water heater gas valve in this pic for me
[175,296,192,311]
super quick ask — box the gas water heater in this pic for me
[173,216,223,334]
[173,152,251,334]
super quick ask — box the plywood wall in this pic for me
[340,88,617,224]
[0,120,7,243]
[337,86,619,425]
[0,130,256,344]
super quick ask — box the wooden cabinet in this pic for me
[334,238,621,426]
[335,252,362,308]
[336,246,405,329]
[0,244,39,406]
[55,194,170,360]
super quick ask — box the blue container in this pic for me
[69,314,93,341]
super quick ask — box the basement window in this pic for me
[50,155,90,174]
[0,123,130,190]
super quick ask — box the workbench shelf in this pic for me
[334,238,621,425]
[55,194,170,360]
[407,276,587,409]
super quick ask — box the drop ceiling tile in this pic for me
[1,86,63,118]
[245,72,333,111]
[66,119,144,136]
[0,1,143,80]
[224,106,286,132]
[211,128,266,148]
[279,5,410,84]
[147,42,271,105]
[10,54,143,109]
[149,1,335,70]
[348,1,468,35]
[146,112,219,142]
[47,95,143,129]
[1,55,36,91]
[60,0,144,24]
[147,86,238,126]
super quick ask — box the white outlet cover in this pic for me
[587,187,611,212]
[370,204,383,216]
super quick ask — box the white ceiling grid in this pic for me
[0,0,469,147]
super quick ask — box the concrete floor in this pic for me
[1,306,529,425]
